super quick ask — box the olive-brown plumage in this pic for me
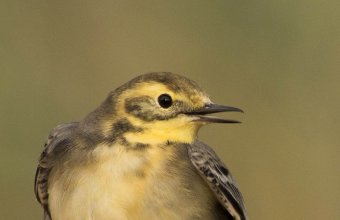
[35,72,247,220]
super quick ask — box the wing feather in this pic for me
[34,122,78,220]
[187,140,248,220]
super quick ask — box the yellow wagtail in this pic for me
[35,72,247,220]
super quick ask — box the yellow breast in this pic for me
[48,143,216,220]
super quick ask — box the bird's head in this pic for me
[96,72,243,145]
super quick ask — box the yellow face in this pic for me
[99,73,242,145]
[114,81,212,145]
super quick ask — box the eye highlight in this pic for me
[158,94,172,108]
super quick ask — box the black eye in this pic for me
[158,94,172,108]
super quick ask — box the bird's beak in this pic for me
[186,103,244,123]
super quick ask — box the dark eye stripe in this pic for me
[125,96,186,122]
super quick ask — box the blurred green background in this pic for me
[1,0,339,219]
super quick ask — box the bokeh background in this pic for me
[1,1,339,219]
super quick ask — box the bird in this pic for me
[35,72,247,220]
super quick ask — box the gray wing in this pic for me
[187,140,248,220]
[34,122,78,220]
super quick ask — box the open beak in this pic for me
[186,103,244,123]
